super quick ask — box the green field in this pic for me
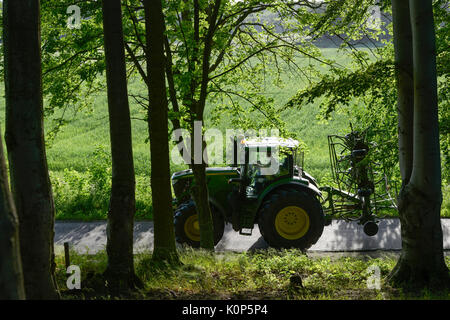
[0,48,448,220]
[43,48,351,178]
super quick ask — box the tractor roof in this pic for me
[240,137,299,149]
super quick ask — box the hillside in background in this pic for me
[250,4,392,48]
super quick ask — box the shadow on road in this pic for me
[248,236,269,251]
[322,219,402,251]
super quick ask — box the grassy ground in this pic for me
[57,248,450,300]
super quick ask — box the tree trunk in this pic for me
[191,161,215,250]
[389,0,450,291]
[392,0,414,184]
[101,0,140,289]
[3,0,59,299]
[189,0,221,251]
[0,126,25,300]
[144,0,179,263]
[188,116,215,250]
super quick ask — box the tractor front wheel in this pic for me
[258,189,324,250]
[174,201,225,248]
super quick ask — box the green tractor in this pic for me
[171,137,325,250]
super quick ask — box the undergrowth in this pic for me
[55,248,450,300]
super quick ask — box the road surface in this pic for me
[54,218,450,254]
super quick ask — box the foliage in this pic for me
[51,146,111,220]
[436,0,450,184]
[443,184,450,217]
[51,146,153,220]
[37,0,327,142]
[285,0,450,186]
[40,0,105,142]
[123,0,346,140]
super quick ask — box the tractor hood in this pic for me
[171,167,239,181]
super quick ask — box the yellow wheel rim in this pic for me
[184,214,200,242]
[275,206,310,240]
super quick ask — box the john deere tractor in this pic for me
[172,129,397,250]
[171,137,325,250]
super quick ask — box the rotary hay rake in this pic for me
[320,128,398,236]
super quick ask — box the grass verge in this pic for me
[56,249,450,300]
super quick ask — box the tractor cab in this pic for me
[231,137,306,197]
[225,137,321,235]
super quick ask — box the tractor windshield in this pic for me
[246,146,290,180]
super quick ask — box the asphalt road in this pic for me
[54,218,450,255]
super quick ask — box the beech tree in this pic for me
[143,0,179,262]
[0,125,25,300]
[388,0,450,290]
[286,0,450,290]
[101,0,140,289]
[3,0,59,299]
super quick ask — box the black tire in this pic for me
[174,200,225,248]
[258,189,324,250]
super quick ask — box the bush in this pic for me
[51,145,153,220]
[442,184,450,218]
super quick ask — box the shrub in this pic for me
[51,145,153,220]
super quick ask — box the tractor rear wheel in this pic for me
[258,189,324,250]
[174,201,225,248]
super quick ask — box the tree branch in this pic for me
[124,42,149,86]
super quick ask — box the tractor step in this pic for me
[239,228,253,236]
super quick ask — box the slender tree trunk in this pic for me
[184,0,222,251]
[102,0,140,289]
[389,0,450,291]
[0,126,25,300]
[189,116,215,250]
[3,0,59,299]
[144,0,179,263]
